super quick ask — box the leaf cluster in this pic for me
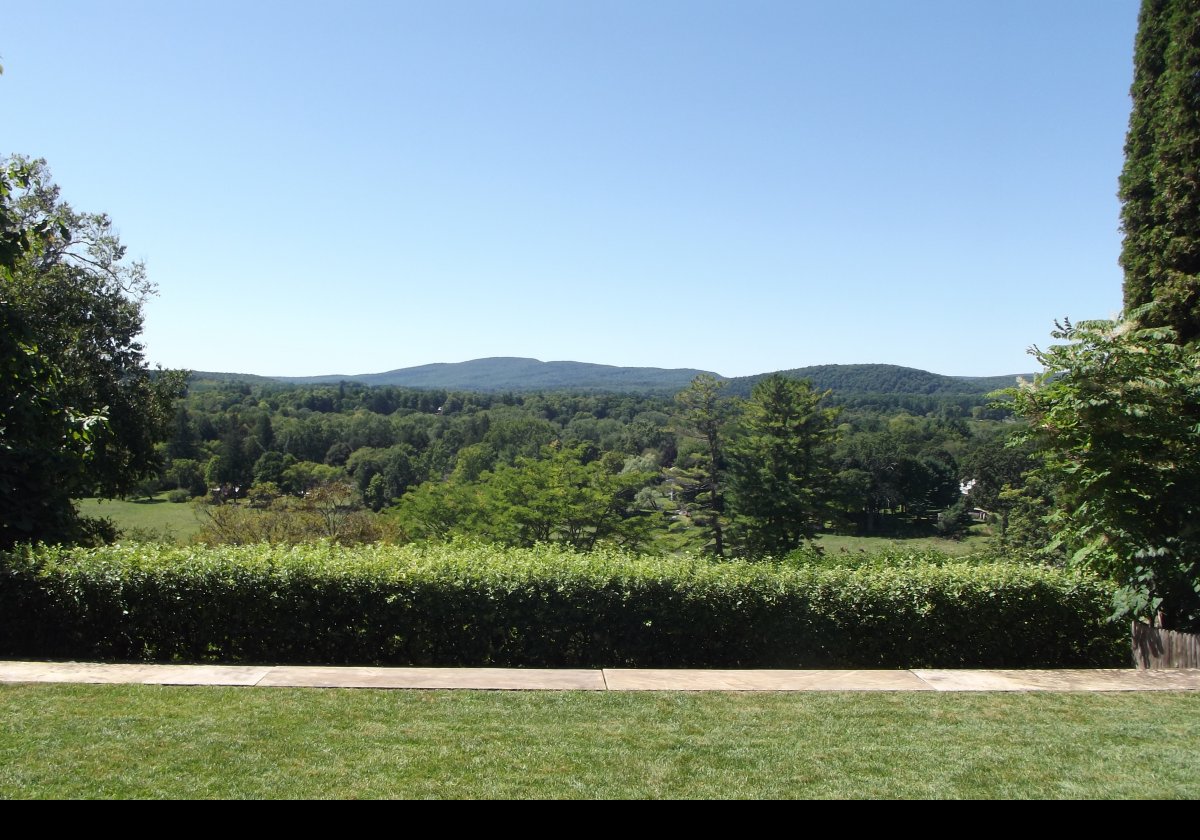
[1002,314,1200,628]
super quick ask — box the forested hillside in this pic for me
[194,359,1031,402]
[274,357,718,392]
[725,364,1025,398]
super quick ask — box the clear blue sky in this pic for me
[3,1,1141,378]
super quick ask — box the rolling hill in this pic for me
[190,358,1032,398]
[280,357,717,392]
[723,364,1027,398]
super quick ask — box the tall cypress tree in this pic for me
[1118,0,1200,341]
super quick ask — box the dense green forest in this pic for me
[142,370,1034,555]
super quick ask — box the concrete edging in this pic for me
[2,661,1200,692]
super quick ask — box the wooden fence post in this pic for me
[1132,622,1200,669]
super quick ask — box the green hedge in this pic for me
[0,542,1126,668]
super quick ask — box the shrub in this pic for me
[0,542,1125,668]
[1004,316,1200,630]
[934,499,973,539]
[193,482,381,545]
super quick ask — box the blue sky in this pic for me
[3,1,1140,378]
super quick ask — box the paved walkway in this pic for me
[2,660,1200,692]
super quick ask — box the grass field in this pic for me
[814,529,994,557]
[1,685,1197,799]
[77,494,203,542]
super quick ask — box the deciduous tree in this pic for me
[0,157,185,546]
[392,444,653,551]
[1005,316,1200,630]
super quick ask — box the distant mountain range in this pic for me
[287,357,716,392]
[191,357,1031,397]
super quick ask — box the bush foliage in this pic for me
[0,542,1124,668]
[1004,315,1200,630]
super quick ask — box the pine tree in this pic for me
[727,375,839,557]
[670,375,731,557]
[1118,0,1200,340]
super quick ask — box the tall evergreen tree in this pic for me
[670,375,731,557]
[727,375,840,557]
[1118,0,1200,340]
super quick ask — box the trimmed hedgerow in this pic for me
[0,541,1125,668]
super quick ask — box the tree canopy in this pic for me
[669,375,731,556]
[727,374,840,556]
[0,157,185,547]
[1005,316,1200,630]
[1119,0,1200,341]
[392,443,654,551]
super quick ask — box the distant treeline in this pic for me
[190,359,1027,406]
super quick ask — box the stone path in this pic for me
[2,660,1200,691]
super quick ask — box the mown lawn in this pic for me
[814,528,994,557]
[77,495,203,542]
[1,685,1196,799]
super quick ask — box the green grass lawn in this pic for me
[2,685,1197,799]
[814,528,993,557]
[77,494,203,542]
